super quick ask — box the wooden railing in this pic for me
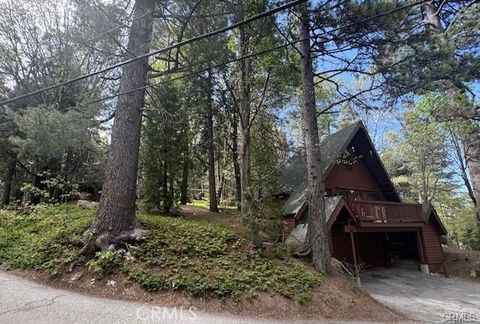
[351,200,424,223]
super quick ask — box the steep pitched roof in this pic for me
[283,185,308,215]
[278,121,361,193]
[319,121,362,176]
[279,121,401,207]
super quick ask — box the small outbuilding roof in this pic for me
[285,196,345,248]
[283,184,307,216]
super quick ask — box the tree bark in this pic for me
[180,153,189,205]
[1,157,16,207]
[449,129,475,204]
[231,112,242,211]
[422,1,443,33]
[206,68,219,212]
[217,138,226,202]
[421,3,480,227]
[463,134,480,227]
[93,0,154,238]
[467,153,480,227]
[238,21,261,248]
[298,2,331,273]
[162,160,172,213]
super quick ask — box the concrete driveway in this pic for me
[362,268,480,322]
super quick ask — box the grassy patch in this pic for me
[0,205,322,302]
[189,198,237,210]
[188,199,209,209]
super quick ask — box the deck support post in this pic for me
[348,220,360,285]
[420,263,430,274]
[416,230,430,275]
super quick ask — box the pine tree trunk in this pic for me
[465,139,480,227]
[422,2,443,33]
[298,2,331,273]
[237,22,261,248]
[180,154,189,205]
[31,174,44,205]
[421,4,480,227]
[206,69,219,212]
[217,139,226,202]
[231,112,242,211]
[163,163,169,213]
[93,0,154,238]
[1,157,15,207]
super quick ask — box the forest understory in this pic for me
[0,203,402,322]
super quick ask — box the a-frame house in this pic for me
[280,121,447,274]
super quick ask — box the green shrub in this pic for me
[129,215,324,301]
[87,250,124,275]
[126,268,165,291]
[273,243,293,260]
[0,204,92,271]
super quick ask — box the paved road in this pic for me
[362,268,480,322]
[0,272,283,324]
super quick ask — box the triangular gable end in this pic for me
[325,197,356,230]
[322,121,402,202]
[292,196,356,230]
[285,196,356,248]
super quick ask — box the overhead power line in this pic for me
[86,38,303,109]
[0,0,427,109]
[0,0,429,129]
[83,0,428,109]
[0,0,307,107]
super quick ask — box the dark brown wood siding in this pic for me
[355,233,388,267]
[331,224,354,263]
[283,216,296,240]
[325,159,387,201]
[421,221,444,273]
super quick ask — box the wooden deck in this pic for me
[351,200,424,224]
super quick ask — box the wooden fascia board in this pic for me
[293,201,308,221]
[425,205,448,235]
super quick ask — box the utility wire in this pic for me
[0,0,427,111]
[82,0,428,110]
[0,0,307,107]
[0,0,427,130]
[0,0,428,132]
[86,38,302,109]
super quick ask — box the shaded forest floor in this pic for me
[0,203,402,322]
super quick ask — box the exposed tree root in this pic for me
[294,239,312,257]
[79,227,149,259]
[294,246,311,257]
